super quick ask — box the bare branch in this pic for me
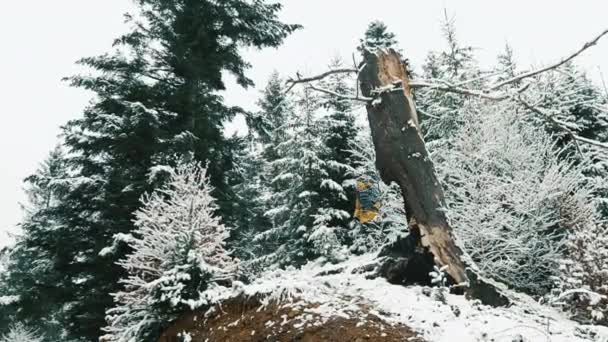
[308,84,371,102]
[284,68,358,95]
[490,29,608,90]
[286,68,357,86]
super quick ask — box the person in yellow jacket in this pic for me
[353,178,381,224]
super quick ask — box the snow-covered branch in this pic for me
[0,323,44,342]
[550,288,607,306]
[572,134,608,150]
[410,80,510,101]
[518,97,608,151]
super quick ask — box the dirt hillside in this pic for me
[159,297,424,342]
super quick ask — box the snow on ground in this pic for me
[214,255,608,342]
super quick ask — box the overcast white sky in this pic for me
[1,0,607,247]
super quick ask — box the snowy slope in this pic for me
[214,255,608,342]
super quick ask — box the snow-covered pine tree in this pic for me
[0,147,70,339]
[433,99,597,294]
[257,86,335,265]
[552,217,608,324]
[311,57,358,259]
[249,71,293,146]
[230,137,268,261]
[0,323,43,342]
[2,2,298,340]
[357,20,399,53]
[230,72,294,262]
[255,71,295,194]
[102,162,237,342]
[22,146,69,213]
[417,12,481,141]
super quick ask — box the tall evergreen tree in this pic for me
[230,138,268,260]
[231,72,294,261]
[314,58,358,254]
[256,87,331,265]
[0,147,70,340]
[3,1,298,340]
[249,71,292,145]
[255,71,295,167]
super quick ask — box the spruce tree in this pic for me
[255,71,295,168]
[252,65,361,264]
[249,71,292,145]
[434,99,596,294]
[257,87,330,265]
[231,72,294,261]
[314,58,358,255]
[417,13,480,141]
[230,137,268,260]
[4,1,298,340]
[0,147,70,340]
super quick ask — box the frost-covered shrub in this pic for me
[433,100,596,294]
[101,162,238,341]
[551,220,608,324]
[0,323,43,342]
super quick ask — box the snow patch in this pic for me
[215,255,608,342]
[0,295,20,306]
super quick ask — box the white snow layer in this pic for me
[222,255,608,342]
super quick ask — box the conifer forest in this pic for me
[1,1,608,341]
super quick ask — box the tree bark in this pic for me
[358,49,468,285]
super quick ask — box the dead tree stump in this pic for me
[358,49,509,306]
[358,49,468,285]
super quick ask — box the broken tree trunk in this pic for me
[358,49,510,306]
[358,49,468,285]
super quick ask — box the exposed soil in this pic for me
[159,296,425,342]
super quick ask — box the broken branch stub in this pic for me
[358,49,468,285]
